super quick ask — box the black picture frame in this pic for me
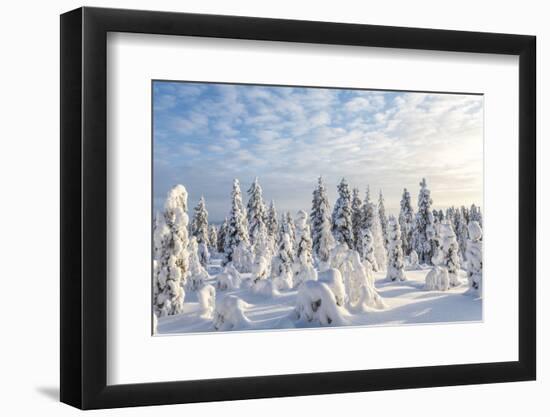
[60,6,536,410]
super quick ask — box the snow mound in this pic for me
[215,263,242,290]
[294,280,347,326]
[352,284,386,311]
[425,266,450,291]
[273,270,293,291]
[318,268,345,307]
[251,279,280,297]
[407,250,421,270]
[213,295,251,331]
[251,255,270,282]
[197,284,216,318]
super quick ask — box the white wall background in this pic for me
[0,0,545,415]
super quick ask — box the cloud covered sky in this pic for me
[153,81,483,223]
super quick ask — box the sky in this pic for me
[153,81,483,223]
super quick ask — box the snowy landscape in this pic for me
[152,82,483,334]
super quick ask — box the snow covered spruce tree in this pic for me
[469,204,483,228]
[251,221,272,284]
[414,178,435,265]
[332,178,354,249]
[351,187,364,254]
[386,215,406,282]
[293,210,317,287]
[271,233,294,290]
[153,185,189,317]
[378,190,389,248]
[247,177,267,245]
[208,225,218,254]
[223,179,251,270]
[187,236,210,291]
[217,218,228,253]
[266,200,279,239]
[433,220,461,287]
[453,209,469,261]
[362,228,377,271]
[311,176,334,263]
[465,221,483,295]
[371,208,387,271]
[399,188,414,256]
[191,196,210,266]
[360,187,381,270]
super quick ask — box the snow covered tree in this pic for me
[266,200,279,238]
[386,215,406,282]
[399,188,414,255]
[217,218,228,253]
[330,243,385,310]
[293,210,317,287]
[469,204,483,228]
[332,178,353,249]
[247,177,267,245]
[465,221,483,295]
[413,178,435,264]
[378,190,389,248]
[271,233,294,290]
[208,225,218,253]
[362,228,377,271]
[277,212,296,256]
[191,196,210,266]
[191,196,209,245]
[433,220,461,286]
[223,179,250,267]
[371,208,387,271]
[453,209,469,260]
[351,187,364,254]
[311,176,334,262]
[153,185,189,317]
[251,221,272,283]
[187,236,210,291]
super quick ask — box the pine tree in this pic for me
[271,233,294,290]
[371,206,387,270]
[413,178,435,264]
[223,179,250,267]
[332,178,353,249]
[187,236,210,290]
[266,200,279,238]
[247,177,267,245]
[293,210,317,287]
[433,220,461,286]
[153,185,189,317]
[386,215,406,282]
[469,204,483,228]
[454,209,469,260]
[398,188,414,256]
[191,196,210,266]
[217,218,228,253]
[208,225,218,253]
[351,187,364,254]
[465,221,483,295]
[361,228,377,271]
[191,196,209,245]
[311,177,333,261]
[378,190,389,248]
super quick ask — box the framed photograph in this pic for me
[60,6,536,410]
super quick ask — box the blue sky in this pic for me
[153,81,483,223]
